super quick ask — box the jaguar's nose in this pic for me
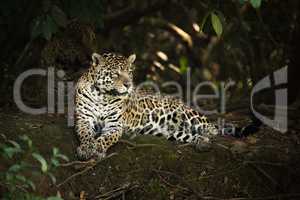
[119,72,131,89]
[124,81,130,88]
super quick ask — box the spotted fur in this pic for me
[75,53,222,160]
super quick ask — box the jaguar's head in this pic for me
[91,52,136,95]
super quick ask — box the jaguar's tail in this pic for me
[219,114,262,138]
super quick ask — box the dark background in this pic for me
[0,0,300,199]
[0,0,299,106]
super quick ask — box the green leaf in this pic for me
[8,164,22,172]
[32,153,48,173]
[27,180,36,191]
[15,174,26,182]
[48,172,57,184]
[56,154,69,162]
[250,0,262,8]
[200,12,210,32]
[52,147,59,156]
[4,147,21,158]
[179,57,188,74]
[51,158,60,167]
[211,13,223,37]
[19,135,32,148]
[7,140,21,150]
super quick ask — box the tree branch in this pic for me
[103,1,169,30]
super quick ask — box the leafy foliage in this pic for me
[30,0,103,41]
[0,135,68,199]
[31,15,59,41]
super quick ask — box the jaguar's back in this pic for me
[122,93,218,145]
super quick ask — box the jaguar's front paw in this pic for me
[76,143,106,160]
[77,145,93,160]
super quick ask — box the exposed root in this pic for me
[119,139,163,150]
[56,153,118,187]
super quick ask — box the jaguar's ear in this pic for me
[128,54,136,64]
[92,53,104,67]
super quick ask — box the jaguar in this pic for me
[75,52,258,160]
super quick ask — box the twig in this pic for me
[119,139,136,146]
[243,161,286,167]
[157,173,190,193]
[177,143,191,148]
[57,164,93,188]
[127,143,163,150]
[178,141,231,153]
[56,153,118,187]
[0,133,8,142]
[213,142,231,151]
[152,169,203,199]
[198,165,244,180]
[119,139,163,149]
[59,159,96,167]
[94,182,139,200]
[167,23,193,47]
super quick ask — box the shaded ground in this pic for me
[0,109,300,200]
